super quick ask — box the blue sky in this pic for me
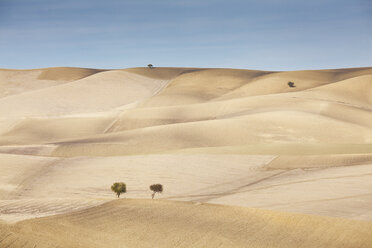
[0,0,371,70]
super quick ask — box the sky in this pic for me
[0,0,371,70]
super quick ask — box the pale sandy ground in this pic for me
[0,66,372,247]
[1,199,372,248]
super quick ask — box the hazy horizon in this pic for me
[0,0,371,70]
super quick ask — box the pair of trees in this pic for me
[110,182,163,199]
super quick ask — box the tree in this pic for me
[150,184,163,199]
[147,64,153,69]
[111,182,126,198]
[288,81,296,87]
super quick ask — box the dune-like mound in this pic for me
[1,199,372,248]
[0,70,170,118]
[36,67,105,81]
[0,67,103,98]
[0,66,372,246]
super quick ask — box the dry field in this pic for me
[0,66,371,247]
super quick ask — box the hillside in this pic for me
[0,66,371,247]
[1,199,372,248]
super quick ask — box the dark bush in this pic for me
[111,182,126,198]
[150,184,163,199]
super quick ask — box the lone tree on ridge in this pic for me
[111,182,126,198]
[147,64,153,69]
[150,184,163,199]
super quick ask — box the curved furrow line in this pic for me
[0,233,17,247]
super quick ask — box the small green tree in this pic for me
[150,184,163,199]
[111,182,126,198]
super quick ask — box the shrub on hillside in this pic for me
[150,184,163,199]
[111,182,126,198]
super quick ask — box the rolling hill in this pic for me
[0,66,371,247]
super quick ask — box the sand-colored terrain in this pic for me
[2,199,372,248]
[0,66,372,247]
